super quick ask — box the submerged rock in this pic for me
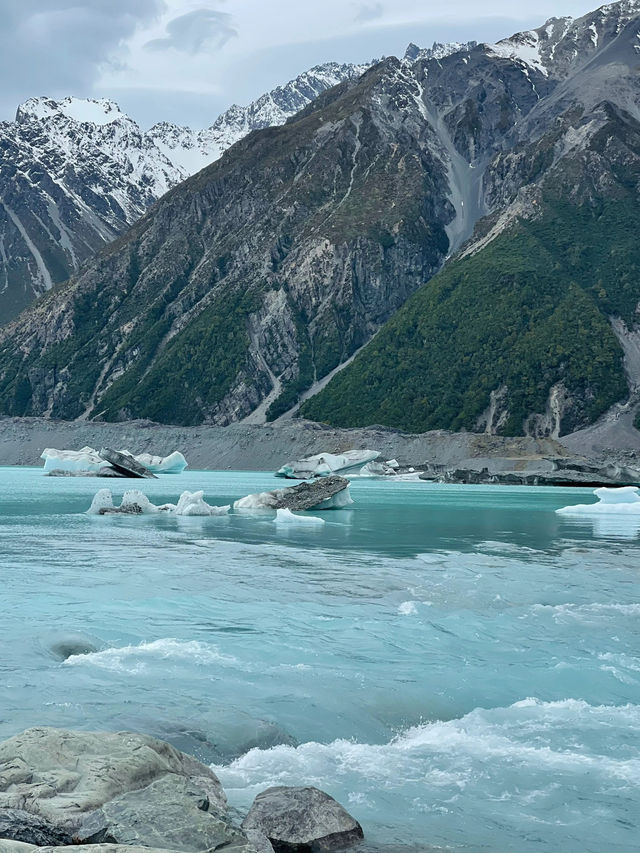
[234,476,352,512]
[242,786,363,852]
[0,809,72,846]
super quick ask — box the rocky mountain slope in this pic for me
[303,0,640,436]
[0,62,371,324]
[1,1,639,437]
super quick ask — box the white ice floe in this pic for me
[275,450,380,479]
[87,488,115,514]
[87,489,228,516]
[274,508,325,525]
[121,489,161,514]
[175,490,230,516]
[42,446,106,474]
[42,446,187,474]
[556,486,640,516]
[134,451,187,474]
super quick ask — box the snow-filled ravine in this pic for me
[1,468,639,853]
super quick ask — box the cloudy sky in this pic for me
[1,0,603,129]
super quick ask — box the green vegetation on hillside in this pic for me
[95,288,260,425]
[301,194,637,435]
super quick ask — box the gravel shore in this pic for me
[0,416,569,471]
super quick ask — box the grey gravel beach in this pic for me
[0,415,583,472]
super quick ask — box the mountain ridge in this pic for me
[1,1,640,437]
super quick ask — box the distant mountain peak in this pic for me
[403,40,477,63]
[16,96,126,126]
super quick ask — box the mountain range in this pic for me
[0,42,474,324]
[0,1,639,438]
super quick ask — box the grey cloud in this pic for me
[354,2,384,23]
[146,9,238,54]
[0,0,164,118]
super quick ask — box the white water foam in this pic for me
[64,638,238,674]
[533,603,640,623]
[213,699,640,805]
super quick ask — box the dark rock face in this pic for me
[76,775,253,852]
[242,786,364,853]
[0,809,72,846]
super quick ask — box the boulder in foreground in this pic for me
[0,810,72,847]
[242,786,363,852]
[0,728,227,837]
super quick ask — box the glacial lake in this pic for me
[1,467,639,852]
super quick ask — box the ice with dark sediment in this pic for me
[41,447,187,475]
[275,450,380,479]
[87,489,229,516]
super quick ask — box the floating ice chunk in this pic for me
[42,446,188,474]
[233,491,279,511]
[42,446,107,474]
[234,477,351,512]
[398,601,418,615]
[556,486,640,515]
[175,490,229,516]
[276,450,380,479]
[313,489,354,509]
[386,459,400,468]
[135,451,188,474]
[87,489,115,514]
[274,508,325,525]
[120,489,160,514]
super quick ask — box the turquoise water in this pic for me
[1,467,639,852]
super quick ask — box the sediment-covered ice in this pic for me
[556,486,640,516]
[42,446,187,474]
[233,482,353,512]
[276,450,380,479]
[274,508,325,525]
[87,489,228,516]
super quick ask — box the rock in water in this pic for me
[234,476,351,512]
[77,775,254,852]
[0,728,227,835]
[242,786,364,852]
[0,809,72,846]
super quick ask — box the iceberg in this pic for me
[175,490,230,516]
[42,446,106,474]
[275,450,380,479]
[87,489,228,516]
[42,447,187,475]
[274,508,325,525]
[135,451,187,474]
[556,486,640,516]
[234,475,352,512]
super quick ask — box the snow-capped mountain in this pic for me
[0,62,370,323]
[3,1,640,435]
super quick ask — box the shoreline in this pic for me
[0,415,575,472]
[1,415,640,485]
